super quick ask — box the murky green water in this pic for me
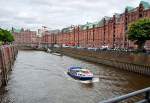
[0,50,149,103]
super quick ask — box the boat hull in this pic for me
[67,72,93,81]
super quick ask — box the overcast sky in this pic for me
[0,0,149,30]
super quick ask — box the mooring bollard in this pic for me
[145,91,150,102]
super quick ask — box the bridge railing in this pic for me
[99,87,150,103]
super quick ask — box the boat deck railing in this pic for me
[99,87,150,103]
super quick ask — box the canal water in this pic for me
[0,50,150,103]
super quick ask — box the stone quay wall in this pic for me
[0,45,18,87]
[52,48,150,76]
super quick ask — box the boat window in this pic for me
[82,71,90,73]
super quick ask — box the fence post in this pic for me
[0,48,7,86]
[145,91,150,102]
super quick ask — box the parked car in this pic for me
[101,45,109,51]
[76,46,86,49]
[87,47,98,51]
[54,44,60,48]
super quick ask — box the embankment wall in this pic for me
[0,45,18,87]
[52,48,150,76]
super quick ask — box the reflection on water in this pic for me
[0,50,150,103]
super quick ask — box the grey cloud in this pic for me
[0,0,149,30]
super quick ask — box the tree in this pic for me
[0,28,14,44]
[127,18,150,52]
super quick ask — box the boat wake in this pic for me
[79,77,99,83]
[51,53,62,56]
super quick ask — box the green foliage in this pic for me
[0,28,14,44]
[128,18,150,41]
[127,18,150,51]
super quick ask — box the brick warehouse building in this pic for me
[52,1,150,49]
[40,30,59,48]
[13,1,150,49]
[13,28,39,47]
[40,31,56,48]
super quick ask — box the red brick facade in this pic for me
[13,29,38,47]
[52,2,150,49]
[13,2,150,49]
[40,31,56,48]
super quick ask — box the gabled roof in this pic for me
[140,1,150,10]
[126,1,150,12]
[125,6,134,12]
[62,27,72,33]
[104,16,111,24]
[13,28,21,33]
[115,14,121,22]
[82,22,94,30]
[79,17,110,30]
[94,20,104,27]
[61,1,150,32]
[125,6,137,13]
[97,21,104,27]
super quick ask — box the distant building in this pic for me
[13,28,39,47]
[52,1,150,49]
[12,1,150,50]
[40,30,59,48]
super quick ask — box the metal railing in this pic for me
[99,87,150,103]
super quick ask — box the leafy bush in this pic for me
[0,28,14,45]
[128,18,150,51]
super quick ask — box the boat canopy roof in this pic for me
[69,66,82,69]
[69,67,90,72]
